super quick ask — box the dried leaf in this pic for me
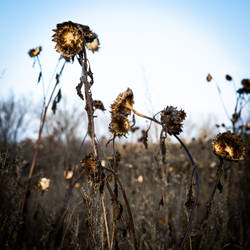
[51,89,62,114]
[76,81,84,100]
[138,127,150,149]
[37,72,42,84]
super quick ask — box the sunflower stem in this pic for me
[80,47,98,157]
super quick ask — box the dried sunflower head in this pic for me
[237,79,250,94]
[80,154,103,188]
[109,114,130,137]
[206,73,212,82]
[212,131,245,161]
[161,106,186,135]
[52,21,84,60]
[225,74,233,81]
[111,88,134,116]
[81,154,99,174]
[28,46,42,57]
[52,21,99,60]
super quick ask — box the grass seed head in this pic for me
[28,46,42,57]
[161,106,186,135]
[109,114,130,137]
[111,88,134,116]
[212,131,245,161]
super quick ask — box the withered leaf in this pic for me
[37,72,42,84]
[76,82,84,101]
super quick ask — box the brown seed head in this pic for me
[206,73,212,82]
[161,106,186,135]
[28,46,42,57]
[52,21,84,60]
[111,88,134,116]
[80,154,103,188]
[109,114,130,137]
[80,154,99,174]
[52,21,99,60]
[225,74,233,81]
[212,131,245,161]
[240,79,250,94]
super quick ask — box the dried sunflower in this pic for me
[206,73,212,82]
[225,74,232,81]
[161,106,186,135]
[212,131,245,161]
[109,114,130,137]
[81,154,99,174]
[28,46,42,57]
[80,154,103,187]
[52,21,84,60]
[111,88,134,116]
[52,21,99,60]
[238,79,250,94]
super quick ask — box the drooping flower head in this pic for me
[109,114,130,137]
[161,106,186,135]
[52,21,99,61]
[212,131,245,161]
[237,79,250,94]
[111,88,134,116]
[28,46,42,57]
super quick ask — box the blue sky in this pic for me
[1,0,250,137]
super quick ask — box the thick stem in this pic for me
[80,47,98,157]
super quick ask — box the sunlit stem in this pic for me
[125,103,160,124]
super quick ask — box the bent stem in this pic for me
[20,61,66,217]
